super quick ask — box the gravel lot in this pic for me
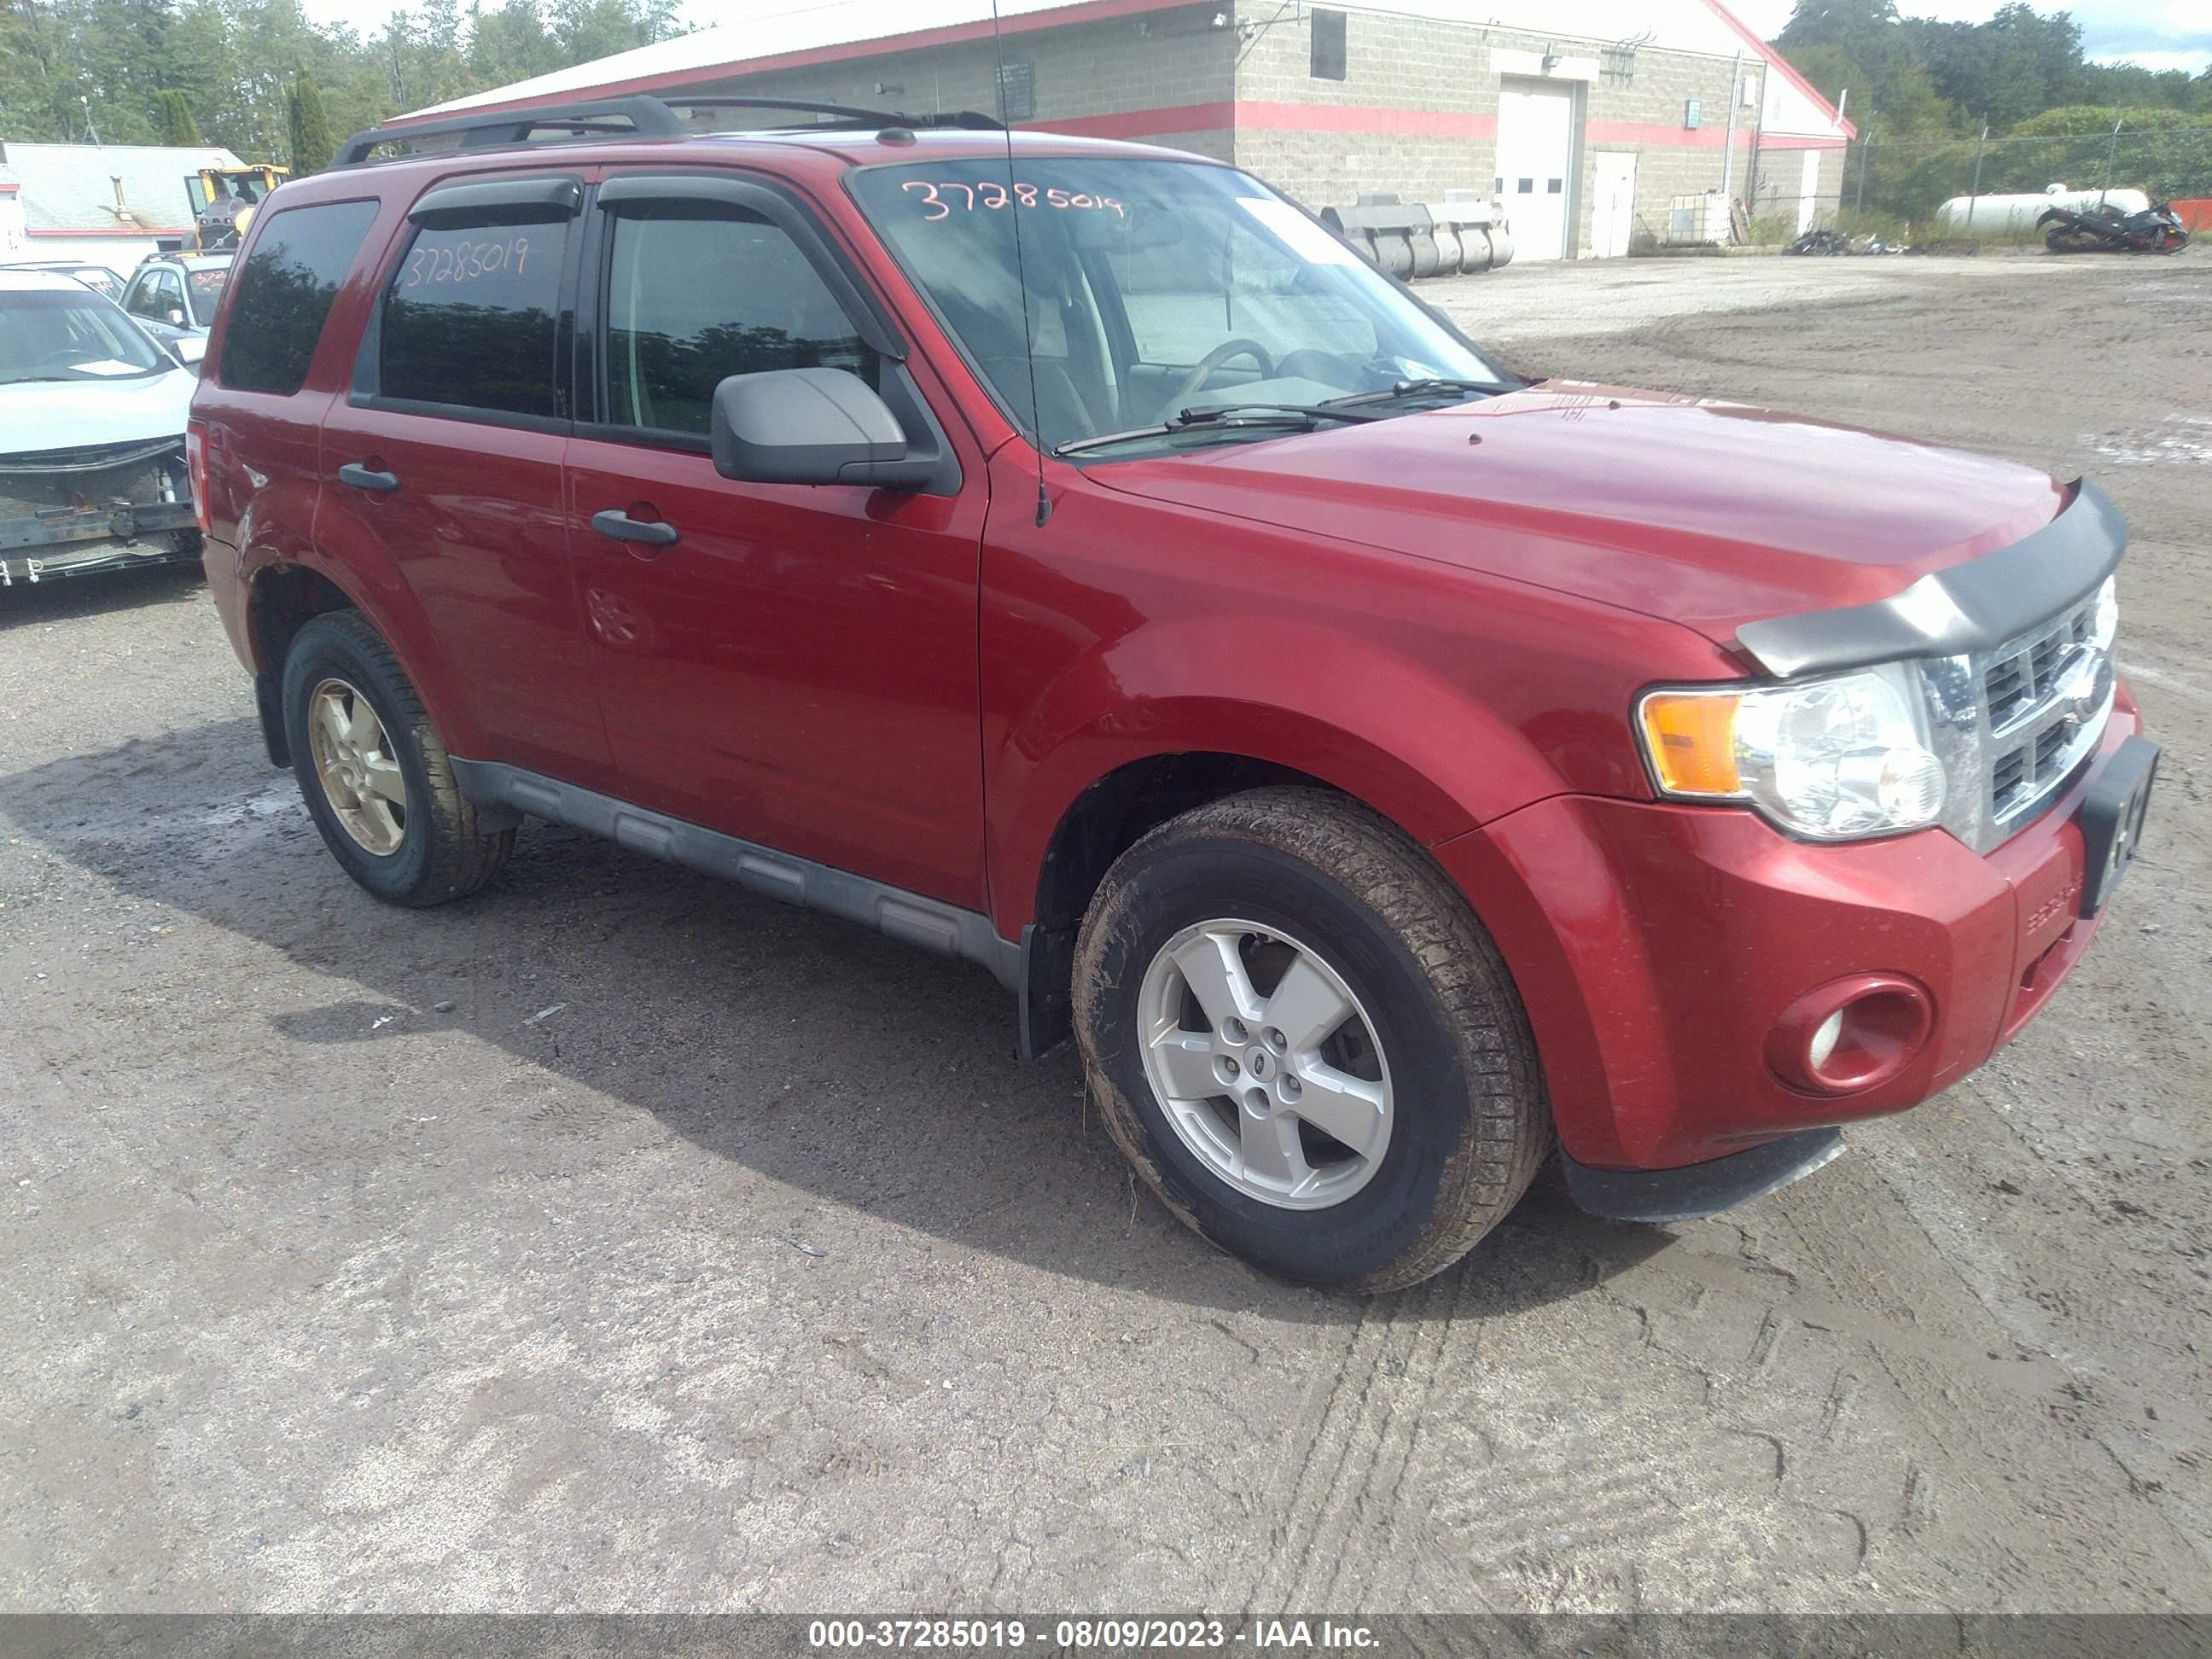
[3,253,2207,1616]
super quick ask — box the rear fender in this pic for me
[241,521,481,762]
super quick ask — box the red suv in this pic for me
[189,96,2156,1291]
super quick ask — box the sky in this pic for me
[1725,1,2212,74]
[296,0,2212,79]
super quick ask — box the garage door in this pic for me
[1497,79,1577,261]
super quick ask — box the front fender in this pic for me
[986,614,1568,939]
[979,451,1718,940]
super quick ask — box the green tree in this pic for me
[1907,5,2086,130]
[1777,1,1953,136]
[157,88,203,145]
[286,73,335,172]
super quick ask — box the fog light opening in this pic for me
[1807,1010,1845,1072]
[1767,974,1933,1097]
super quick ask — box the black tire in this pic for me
[281,609,513,906]
[1071,787,1549,1292]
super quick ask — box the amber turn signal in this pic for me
[1639,690,1744,797]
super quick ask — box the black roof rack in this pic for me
[335,94,1003,168]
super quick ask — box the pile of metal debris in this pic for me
[1785,228,1908,256]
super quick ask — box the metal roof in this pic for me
[0,143,245,236]
[408,0,1851,141]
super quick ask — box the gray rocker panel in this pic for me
[451,759,1024,992]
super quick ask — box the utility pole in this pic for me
[1720,49,1743,201]
[2099,110,2122,207]
[1969,119,1988,225]
[1855,117,1876,214]
[79,94,101,146]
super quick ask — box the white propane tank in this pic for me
[1936,183,2153,233]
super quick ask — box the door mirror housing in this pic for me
[711,367,936,490]
[166,307,188,326]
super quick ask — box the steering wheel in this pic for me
[1169,338,1278,409]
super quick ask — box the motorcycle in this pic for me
[2038,200,2191,255]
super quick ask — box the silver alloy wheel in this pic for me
[306,677,407,856]
[1137,918,1394,1209]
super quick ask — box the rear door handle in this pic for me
[338,463,399,493]
[591,509,680,549]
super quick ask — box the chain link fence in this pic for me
[1743,125,2212,245]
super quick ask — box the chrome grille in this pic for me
[1983,592,2110,830]
[1920,585,2113,854]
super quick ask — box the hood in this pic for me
[1087,383,2067,652]
[0,367,195,456]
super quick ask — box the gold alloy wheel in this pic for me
[306,678,407,855]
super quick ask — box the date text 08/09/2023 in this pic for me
[808,1621,1381,1650]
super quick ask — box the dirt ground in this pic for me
[2,253,2206,1616]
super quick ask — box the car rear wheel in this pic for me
[282,609,513,906]
[1072,787,1549,1292]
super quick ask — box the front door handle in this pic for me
[338,463,399,493]
[591,508,680,549]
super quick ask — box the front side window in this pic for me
[127,269,180,322]
[849,159,1506,456]
[0,288,168,383]
[220,201,379,395]
[379,216,564,418]
[602,205,876,438]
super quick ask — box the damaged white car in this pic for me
[1,269,200,588]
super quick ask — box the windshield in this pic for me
[186,265,230,326]
[69,268,124,301]
[0,288,168,384]
[849,158,1509,456]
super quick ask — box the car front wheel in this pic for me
[1072,787,1549,1292]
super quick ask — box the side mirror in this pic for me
[711,367,935,490]
[172,335,207,374]
[166,307,187,326]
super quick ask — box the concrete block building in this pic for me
[413,0,1853,262]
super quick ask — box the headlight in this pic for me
[2092,573,2118,654]
[1637,661,1947,841]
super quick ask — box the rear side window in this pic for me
[380,218,563,418]
[219,201,379,394]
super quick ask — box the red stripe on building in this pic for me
[1235,102,1497,139]
[1586,120,1745,148]
[27,226,192,237]
[1030,102,1501,140]
[1020,102,1233,139]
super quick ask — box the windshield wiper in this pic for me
[1320,377,1505,410]
[1054,402,1382,458]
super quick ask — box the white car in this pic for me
[0,268,201,588]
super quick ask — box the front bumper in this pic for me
[1435,695,2146,1179]
[1,504,201,585]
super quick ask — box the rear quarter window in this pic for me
[218,201,381,395]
